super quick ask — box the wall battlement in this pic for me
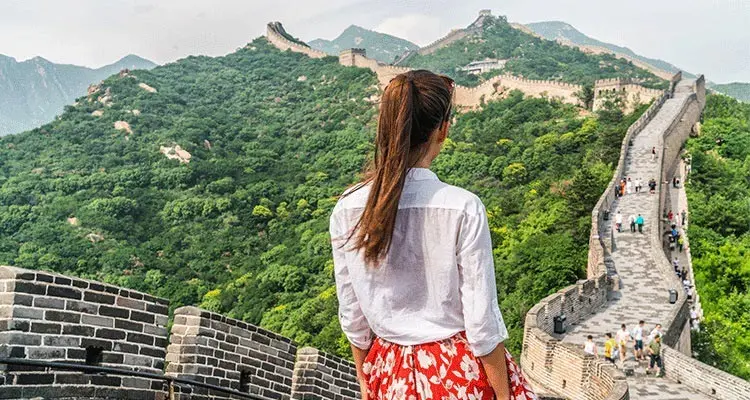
[0,265,360,400]
[265,22,328,60]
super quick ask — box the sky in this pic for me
[0,0,748,83]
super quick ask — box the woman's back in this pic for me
[331,167,506,353]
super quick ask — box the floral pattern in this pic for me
[362,332,537,400]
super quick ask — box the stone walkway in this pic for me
[560,80,712,400]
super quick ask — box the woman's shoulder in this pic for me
[429,182,486,216]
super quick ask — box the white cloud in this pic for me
[374,14,443,46]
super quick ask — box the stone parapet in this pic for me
[662,346,750,400]
[0,265,169,399]
[291,347,359,400]
[166,306,297,400]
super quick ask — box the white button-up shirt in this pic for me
[330,168,508,356]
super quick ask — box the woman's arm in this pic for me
[351,344,371,400]
[479,342,510,400]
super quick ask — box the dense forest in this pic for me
[687,94,750,380]
[404,15,667,90]
[0,38,646,357]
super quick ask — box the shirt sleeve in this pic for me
[330,210,373,350]
[456,199,508,357]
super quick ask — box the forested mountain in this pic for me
[687,94,750,379]
[708,82,750,102]
[0,36,647,356]
[403,15,667,88]
[524,21,687,77]
[0,54,156,136]
[309,25,418,64]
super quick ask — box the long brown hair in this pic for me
[346,70,454,266]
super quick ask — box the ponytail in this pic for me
[345,70,454,266]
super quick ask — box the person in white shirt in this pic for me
[584,335,598,357]
[632,320,645,361]
[615,211,623,232]
[635,177,643,193]
[648,324,663,343]
[331,70,514,400]
[615,324,631,362]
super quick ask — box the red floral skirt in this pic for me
[362,332,537,400]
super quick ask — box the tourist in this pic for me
[620,179,626,197]
[667,209,674,223]
[647,335,664,377]
[615,324,631,363]
[629,214,636,233]
[681,267,687,280]
[626,177,634,195]
[649,178,657,194]
[681,209,687,226]
[672,176,678,188]
[632,321,646,361]
[635,177,642,193]
[636,214,644,233]
[584,335,598,357]
[604,333,617,364]
[690,307,699,326]
[330,71,513,399]
[677,235,684,252]
[614,182,620,198]
[651,146,657,162]
[648,324,663,343]
[673,257,680,274]
[616,211,623,233]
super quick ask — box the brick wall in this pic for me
[265,23,328,60]
[0,265,169,399]
[662,347,750,400]
[291,347,359,400]
[166,306,297,400]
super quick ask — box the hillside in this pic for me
[0,35,650,356]
[403,15,668,88]
[0,54,156,136]
[525,21,688,78]
[708,82,750,102]
[687,94,750,379]
[309,25,418,64]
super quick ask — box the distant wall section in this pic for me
[593,78,664,113]
[266,22,328,59]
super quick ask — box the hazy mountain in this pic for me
[0,54,156,136]
[309,25,418,64]
[708,82,750,102]
[524,21,691,79]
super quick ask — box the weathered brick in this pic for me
[54,276,72,286]
[117,296,146,310]
[115,318,144,332]
[84,291,116,305]
[43,336,80,347]
[96,328,127,340]
[131,310,155,323]
[33,296,66,310]
[46,285,82,300]
[30,322,61,334]
[81,314,115,328]
[100,305,129,318]
[127,332,154,346]
[81,337,113,351]
[27,346,66,359]
[15,373,54,385]
[14,281,46,295]
[45,310,81,323]
[63,324,95,337]
[66,299,98,314]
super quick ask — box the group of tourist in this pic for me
[583,321,666,377]
[614,176,649,198]
[614,210,645,234]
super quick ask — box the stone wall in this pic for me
[291,347,359,400]
[416,11,490,56]
[662,346,750,400]
[521,276,628,400]
[0,265,169,399]
[166,306,297,400]
[265,23,328,60]
[593,78,664,114]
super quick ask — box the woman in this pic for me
[330,70,523,399]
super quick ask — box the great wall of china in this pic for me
[0,14,747,400]
[266,14,661,112]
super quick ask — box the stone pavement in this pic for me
[560,80,713,400]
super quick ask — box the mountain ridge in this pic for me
[309,24,418,64]
[0,53,156,136]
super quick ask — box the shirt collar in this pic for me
[406,168,439,181]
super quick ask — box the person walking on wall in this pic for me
[626,177,634,195]
[615,324,631,363]
[632,321,646,361]
[677,235,684,253]
[616,211,623,233]
[652,146,657,162]
[648,324,663,343]
[636,214,645,234]
[647,335,664,377]
[649,178,657,194]
[635,177,642,193]
[629,214,636,233]
[681,209,687,226]
[604,333,616,364]
[584,335,598,357]
[331,70,533,400]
